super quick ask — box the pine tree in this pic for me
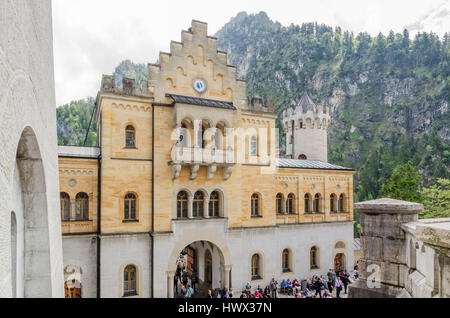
[382,161,423,202]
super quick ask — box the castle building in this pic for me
[58,20,355,298]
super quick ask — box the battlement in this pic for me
[282,93,330,131]
[100,74,152,97]
[243,96,275,113]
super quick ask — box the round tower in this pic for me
[282,93,331,162]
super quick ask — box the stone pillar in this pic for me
[70,199,76,221]
[167,270,175,298]
[204,197,210,218]
[188,197,193,219]
[349,198,423,298]
[222,265,231,288]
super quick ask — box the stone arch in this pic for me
[333,239,348,272]
[14,126,52,297]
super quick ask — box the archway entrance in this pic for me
[171,240,230,298]
[64,280,82,298]
[334,253,346,272]
[11,127,52,297]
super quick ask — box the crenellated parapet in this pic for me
[282,93,331,161]
[282,92,331,132]
[100,74,152,97]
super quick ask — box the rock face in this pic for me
[349,198,421,298]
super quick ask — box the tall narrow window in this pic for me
[250,136,257,156]
[251,254,261,280]
[60,192,70,221]
[125,125,136,148]
[313,194,320,213]
[124,193,137,220]
[276,193,283,214]
[339,194,345,212]
[287,193,295,214]
[330,194,337,213]
[177,191,188,218]
[75,192,89,220]
[304,194,311,213]
[282,249,290,272]
[310,246,318,269]
[251,193,260,217]
[209,191,220,217]
[193,191,204,217]
[180,123,188,147]
[123,265,137,296]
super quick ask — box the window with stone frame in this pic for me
[60,192,70,221]
[75,192,89,221]
[310,246,319,269]
[282,249,291,272]
[193,191,204,217]
[125,125,136,148]
[276,193,283,214]
[251,254,261,280]
[177,191,188,218]
[124,193,137,221]
[251,193,260,217]
[287,193,295,214]
[209,191,220,217]
[123,265,137,297]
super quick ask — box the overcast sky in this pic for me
[52,0,450,106]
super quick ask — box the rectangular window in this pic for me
[130,200,136,219]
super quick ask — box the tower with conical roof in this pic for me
[282,92,331,161]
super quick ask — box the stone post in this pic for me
[349,198,423,298]
[167,270,175,298]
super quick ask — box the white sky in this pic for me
[52,0,450,106]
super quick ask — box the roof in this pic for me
[58,146,100,159]
[276,158,354,171]
[353,238,360,250]
[166,93,236,110]
[299,92,317,112]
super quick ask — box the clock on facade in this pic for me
[193,79,206,93]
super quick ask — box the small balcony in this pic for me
[169,145,235,180]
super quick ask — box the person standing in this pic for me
[270,278,278,298]
[335,277,343,298]
[174,274,179,295]
[313,277,323,298]
[187,284,194,298]
[327,269,334,293]
[182,271,188,289]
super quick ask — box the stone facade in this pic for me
[0,0,64,297]
[349,198,450,298]
[59,20,355,298]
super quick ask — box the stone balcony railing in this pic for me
[169,145,235,180]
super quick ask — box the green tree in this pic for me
[381,161,423,202]
[420,179,450,218]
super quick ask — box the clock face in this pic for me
[193,79,206,93]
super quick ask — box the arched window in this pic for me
[339,194,345,212]
[276,193,283,214]
[179,123,188,147]
[209,191,220,217]
[60,192,70,221]
[287,193,295,214]
[330,194,337,213]
[310,246,318,269]
[251,193,260,217]
[304,194,311,213]
[125,125,136,148]
[123,265,137,296]
[282,249,291,272]
[75,192,89,221]
[124,193,137,220]
[313,194,321,213]
[250,136,257,156]
[193,191,204,217]
[177,191,188,218]
[298,154,307,160]
[251,254,261,280]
